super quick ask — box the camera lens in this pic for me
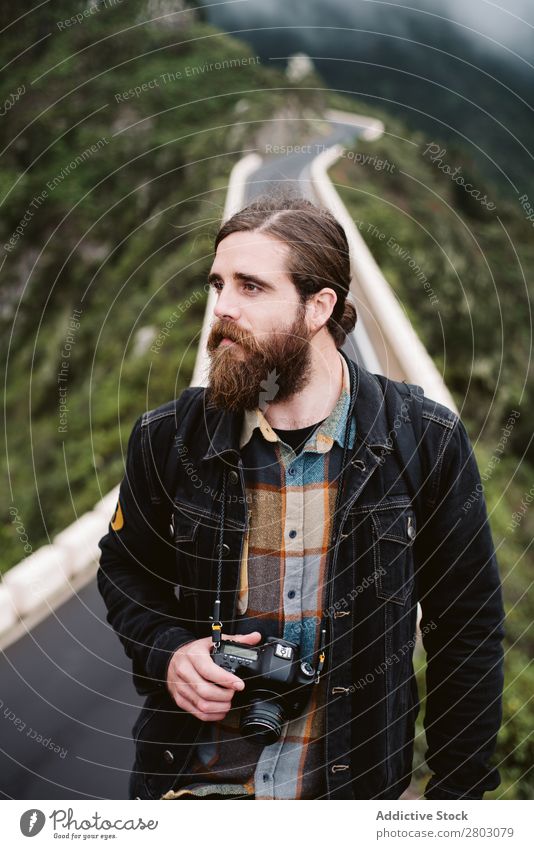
[239,697,285,745]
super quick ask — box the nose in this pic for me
[213,283,241,321]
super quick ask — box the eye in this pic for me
[208,279,261,294]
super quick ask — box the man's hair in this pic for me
[214,191,357,348]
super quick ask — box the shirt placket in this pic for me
[282,446,305,646]
[277,444,313,798]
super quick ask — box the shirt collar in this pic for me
[239,351,354,454]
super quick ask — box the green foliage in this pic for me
[0,7,310,573]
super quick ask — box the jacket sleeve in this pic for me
[416,415,505,800]
[97,414,196,696]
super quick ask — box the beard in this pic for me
[205,304,314,413]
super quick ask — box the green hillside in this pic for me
[0,2,325,571]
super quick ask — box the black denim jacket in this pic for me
[97,351,505,800]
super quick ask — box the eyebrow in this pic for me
[207,271,278,292]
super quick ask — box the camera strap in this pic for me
[211,467,227,649]
[210,357,356,670]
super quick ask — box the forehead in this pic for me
[211,231,291,278]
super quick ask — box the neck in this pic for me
[263,338,343,430]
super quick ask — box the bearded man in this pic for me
[98,194,504,801]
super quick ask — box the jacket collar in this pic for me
[200,348,393,462]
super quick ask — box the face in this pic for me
[205,231,315,413]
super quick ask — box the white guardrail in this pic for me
[1,116,457,647]
[310,119,458,412]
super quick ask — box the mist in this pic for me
[205,0,534,64]
[200,0,534,196]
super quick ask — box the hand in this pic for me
[166,630,262,722]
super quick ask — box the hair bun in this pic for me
[340,299,357,332]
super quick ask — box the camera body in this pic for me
[212,636,317,745]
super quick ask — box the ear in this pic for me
[307,288,337,331]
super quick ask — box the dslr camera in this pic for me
[212,636,321,745]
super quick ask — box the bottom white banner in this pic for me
[3,799,531,848]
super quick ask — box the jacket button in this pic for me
[163,749,174,764]
[351,458,366,472]
[333,610,350,618]
[331,764,350,773]
[221,543,230,556]
[331,686,350,695]
[228,470,239,485]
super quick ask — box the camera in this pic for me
[212,636,318,745]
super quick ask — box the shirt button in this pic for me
[289,530,297,539]
[287,589,295,599]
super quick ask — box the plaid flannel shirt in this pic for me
[168,351,356,799]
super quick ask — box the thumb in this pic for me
[222,630,262,643]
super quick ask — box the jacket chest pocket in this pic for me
[171,502,221,594]
[371,504,416,605]
[171,506,202,592]
[170,511,199,589]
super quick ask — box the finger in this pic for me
[171,659,235,703]
[177,694,228,723]
[190,650,246,690]
[168,657,200,687]
[222,631,262,643]
[178,661,236,702]
[174,680,233,715]
[176,639,244,690]
[195,679,237,702]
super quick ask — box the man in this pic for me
[97,194,505,801]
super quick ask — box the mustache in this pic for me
[209,321,258,350]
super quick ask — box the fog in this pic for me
[205,0,534,64]
[200,0,534,195]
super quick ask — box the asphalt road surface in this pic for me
[0,579,140,799]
